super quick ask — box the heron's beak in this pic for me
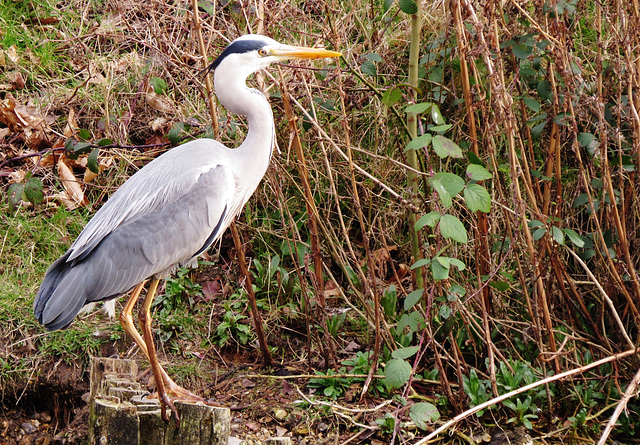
[273,46,341,60]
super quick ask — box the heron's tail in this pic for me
[33,253,89,331]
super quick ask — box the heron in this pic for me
[33,34,340,421]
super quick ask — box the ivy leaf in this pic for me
[410,402,440,430]
[432,135,463,158]
[537,80,553,101]
[384,358,412,389]
[365,52,382,62]
[167,122,185,145]
[464,183,491,213]
[466,164,492,181]
[439,214,468,244]
[398,0,418,14]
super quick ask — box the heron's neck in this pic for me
[214,69,275,174]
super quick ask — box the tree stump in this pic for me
[88,357,230,445]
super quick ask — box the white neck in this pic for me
[214,65,274,202]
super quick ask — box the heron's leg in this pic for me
[119,281,150,356]
[139,277,178,422]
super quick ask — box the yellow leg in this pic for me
[119,280,209,422]
[139,278,177,421]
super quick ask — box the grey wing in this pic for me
[34,163,235,331]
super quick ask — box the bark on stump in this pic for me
[88,357,230,445]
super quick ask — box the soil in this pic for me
[0,349,386,445]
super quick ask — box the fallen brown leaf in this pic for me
[57,155,89,209]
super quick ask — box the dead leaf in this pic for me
[323,279,341,298]
[5,45,20,64]
[57,156,89,208]
[202,280,222,300]
[240,378,256,388]
[64,108,78,138]
[0,96,51,148]
[145,84,175,114]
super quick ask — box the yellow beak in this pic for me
[273,46,341,60]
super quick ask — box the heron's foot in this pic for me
[158,391,179,424]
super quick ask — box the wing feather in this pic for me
[34,140,236,330]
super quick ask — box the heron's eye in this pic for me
[258,49,267,56]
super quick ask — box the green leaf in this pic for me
[87,148,100,174]
[404,289,423,310]
[24,177,44,206]
[365,52,382,62]
[577,132,595,147]
[415,211,441,231]
[537,80,552,101]
[410,258,431,270]
[523,96,541,113]
[430,104,445,125]
[533,227,546,240]
[97,138,113,146]
[528,219,544,228]
[77,128,92,141]
[360,60,377,76]
[405,133,432,152]
[384,358,412,389]
[431,257,450,281]
[551,226,565,244]
[439,214,468,244]
[383,0,395,12]
[563,228,585,247]
[432,135,463,158]
[409,402,440,430]
[464,183,491,213]
[150,76,167,95]
[7,183,24,212]
[429,173,465,208]
[392,346,420,360]
[512,44,533,59]
[429,124,452,133]
[382,87,402,106]
[466,164,492,181]
[405,102,433,115]
[531,121,546,138]
[398,0,418,14]
[167,122,184,145]
[64,138,92,159]
[448,258,466,271]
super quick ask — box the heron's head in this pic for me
[206,34,341,77]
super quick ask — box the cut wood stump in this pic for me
[88,357,230,445]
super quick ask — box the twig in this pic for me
[564,246,635,349]
[597,364,640,444]
[412,348,639,445]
